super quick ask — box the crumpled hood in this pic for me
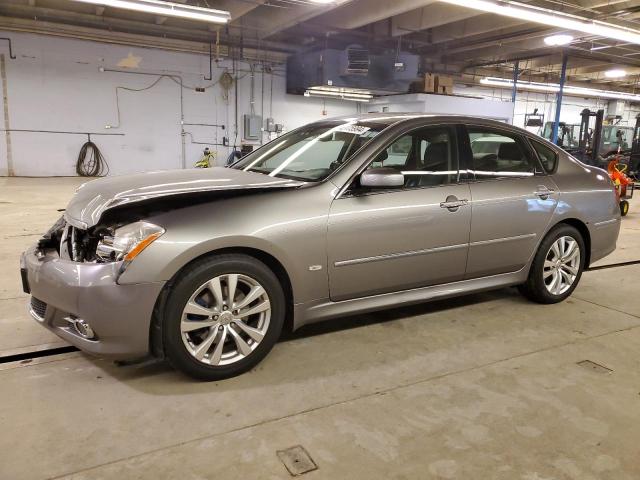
[64,167,303,228]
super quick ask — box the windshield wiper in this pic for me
[246,167,307,182]
[246,167,273,175]
[272,172,309,181]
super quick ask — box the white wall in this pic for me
[459,84,640,132]
[2,29,638,177]
[0,31,359,176]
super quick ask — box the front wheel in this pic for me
[163,254,285,380]
[518,224,585,304]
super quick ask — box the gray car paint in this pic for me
[22,114,620,360]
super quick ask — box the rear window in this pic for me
[530,139,558,173]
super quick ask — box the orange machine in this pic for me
[607,157,634,216]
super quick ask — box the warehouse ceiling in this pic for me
[1,0,640,92]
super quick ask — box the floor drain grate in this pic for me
[577,360,613,374]
[277,445,318,476]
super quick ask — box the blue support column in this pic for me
[511,61,519,103]
[551,53,568,145]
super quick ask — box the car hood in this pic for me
[64,167,304,228]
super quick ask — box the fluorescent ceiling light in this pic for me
[305,86,374,102]
[309,86,373,95]
[304,90,372,102]
[438,0,640,45]
[605,69,627,78]
[544,34,573,46]
[70,0,230,23]
[480,76,640,102]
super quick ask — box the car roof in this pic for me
[306,113,567,152]
[315,113,519,130]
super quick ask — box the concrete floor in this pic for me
[1,177,640,480]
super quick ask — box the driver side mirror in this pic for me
[360,167,404,189]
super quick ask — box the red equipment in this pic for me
[607,157,634,216]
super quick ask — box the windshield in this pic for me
[231,120,386,181]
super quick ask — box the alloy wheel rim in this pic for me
[181,273,271,366]
[543,236,581,296]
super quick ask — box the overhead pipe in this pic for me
[0,38,16,59]
[102,68,186,168]
[204,41,213,81]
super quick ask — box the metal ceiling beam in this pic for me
[315,0,437,30]
[418,13,526,47]
[0,3,299,54]
[391,3,481,37]
[410,0,639,51]
[213,0,268,25]
[440,27,551,58]
[0,14,289,63]
[458,68,640,94]
[465,48,640,70]
[239,0,353,39]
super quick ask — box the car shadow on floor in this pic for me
[280,287,526,341]
[81,286,531,390]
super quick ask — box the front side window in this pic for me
[467,127,537,179]
[530,139,558,173]
[367,126,458,188]
[232,120,386,182]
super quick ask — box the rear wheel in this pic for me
[163,254,285,380]
[518,224,585,304]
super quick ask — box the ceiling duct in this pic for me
[287,48,419,97]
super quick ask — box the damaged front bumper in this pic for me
[21,246,165,360]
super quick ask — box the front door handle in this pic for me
[534,186,555,199]
[440,195,469,212]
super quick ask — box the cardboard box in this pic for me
[424,73,436,93]
[435,75,454,95]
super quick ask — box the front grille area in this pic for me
[30,296,47,320]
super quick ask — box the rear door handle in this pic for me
[440,196,469,211]
[534,186,555,199]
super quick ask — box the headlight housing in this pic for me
[96,221,164,266]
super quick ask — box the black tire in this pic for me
[518,224,585,304]
[163,254,285,380]
[620,200,629,217]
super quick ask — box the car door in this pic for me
[327,124,472,301]
[462,125,559,279]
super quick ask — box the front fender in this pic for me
[117,187,333,304]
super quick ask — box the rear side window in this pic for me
[530,139,558,173]
[466,127,537,179]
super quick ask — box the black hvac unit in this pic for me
[287,46,420,95]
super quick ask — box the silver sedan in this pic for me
[21,114,620,379]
